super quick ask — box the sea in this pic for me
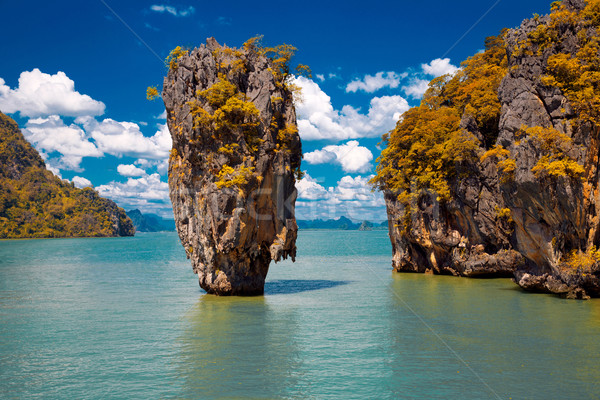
[0,230,599,399]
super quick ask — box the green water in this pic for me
[0,231,599,399]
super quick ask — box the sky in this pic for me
[0,0,555,221]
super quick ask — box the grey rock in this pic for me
[162,38,300,295]
[383,4,600,298]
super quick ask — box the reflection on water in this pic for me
[175,295,305,400]
[387,273,600,399]
[2,231,600,399]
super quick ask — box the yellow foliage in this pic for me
[423,32,507,147]
[523,125,584,180]
[480,144,511,163]
[215,164,255,189]
[277,123,298,151]
[372,105,479,203]
[372,30,512,237]
[188,74,261,144]
[563,246,600,274]
[217,143,240,154]
[531,156,585,179]
[243,35,263,51]
[199,75,238,109]
[495,206,513,221]
[481,144,516,182]
[497,158,516,181]
[530,0,600,125]
[146,86,159,101]
[166,46,188,69]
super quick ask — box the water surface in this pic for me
[1,231,599,399]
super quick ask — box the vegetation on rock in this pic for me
[371,31,507,215]
[0,113,134,239]
[373,0,600,298]
[163,37,304,295]
[170,36,307,192]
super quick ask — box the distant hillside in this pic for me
[297,216,388,230]
[0,112,134,238]
[126,209,175,232]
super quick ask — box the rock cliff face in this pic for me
[162,38,301,295]
[380,0,600,298]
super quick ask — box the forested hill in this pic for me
[0,112,135,238]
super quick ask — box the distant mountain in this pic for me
[126,209,175,232]
[0,112,134,238]
[297,216,388,230]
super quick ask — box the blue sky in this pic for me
[0,0,554,221]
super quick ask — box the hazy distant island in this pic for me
[0,112,134,239]
[126,209,175,232]
[126,210,387,232]
[297,216,387,231]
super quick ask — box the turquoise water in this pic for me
[1,231,599,399]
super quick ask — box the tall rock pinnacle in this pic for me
[162,38,302,295]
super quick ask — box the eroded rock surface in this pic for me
[162,38,301,295]
[382,1,600,298]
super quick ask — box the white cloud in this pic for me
[0,69,105,118]
[293,76,409,141]
[117,164,147,177]
[346,71,406,93]
[335,175,375,201]
[72,176,92,188]
[295,174,386,221]
[296,174,329,200]
[316,74,325,82]
[156,110,167,119]
[155,159,169,175]
[21,112,172,175]
[78,118,171,159]
[134,158,169,175]
[304,140,373,174]
[46,164,62,178]
[150,4,195,17]
[402,78,430,99]
[23,115,102,171]
[422,58,458,77]
[96,173,171,214]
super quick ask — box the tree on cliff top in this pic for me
[371,31,508,206]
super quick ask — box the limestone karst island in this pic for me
[1,0,600,399]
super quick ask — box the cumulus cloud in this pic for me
[20,112,171,174]
[0,69,105,118]
[72,176,92,188]
[46,164,62,178]
[295,174,386,221]
[150,4,195,17]
[78,118,171,159]
[296,174,329,200]
[134,158,169,175]
[96,173,171,215]
[304,141,373,174]
[402,78,430,99]
[294,77,409,141]
[23,116,102,171]
[346,71,406,93]
[422,58,458,77]
[117,164,146,177]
